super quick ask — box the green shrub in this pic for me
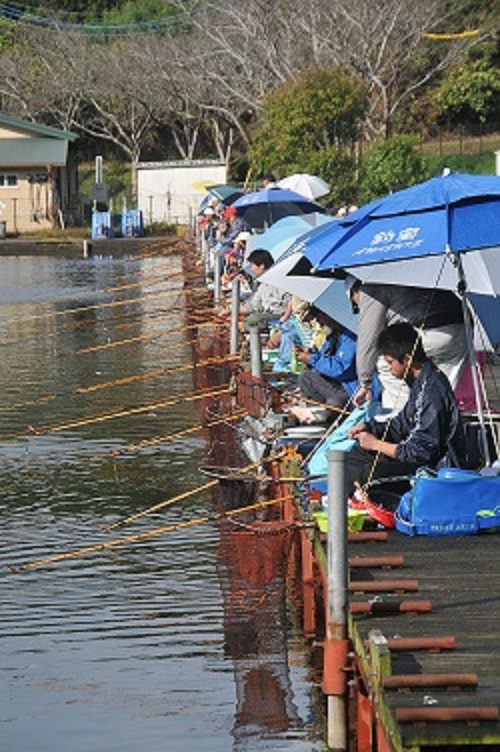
[360,134,426,200]
[423,152,496,177]
[145,221,177,236]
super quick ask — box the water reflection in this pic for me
[0,254,322,752]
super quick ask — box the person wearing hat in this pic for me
[222,206,251,239]
[294,306,358,410]
[223,230,252,283]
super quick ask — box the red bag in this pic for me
[348,489,395,529]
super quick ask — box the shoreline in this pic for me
[0,234,180,257]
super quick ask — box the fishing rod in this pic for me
[105,450,282,531]
[8,494,294,573]
[76,316,224,354]
[0,336,220,413]
[76,354,239,394]
[119,410,247,456]
[0,281,212,348]
[0,385,233,441]
[0,316,228,413]
[0,287,181,328]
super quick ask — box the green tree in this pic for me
[102,0,176,24]
[361,134,426,199]
[433,42,500,125]
[248,67,366,204]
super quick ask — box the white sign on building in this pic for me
[137,159,227,226]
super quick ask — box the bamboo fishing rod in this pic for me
[120,410,247,454]
[1,409,247,485]
[0,302,186,349]
[0,315,228,413]
[77,354,239,394]
[0,287,178,329]
[0,336,222,413]
[0,336,197,412]
[76,316,224,354]
[0,287,212,348]
[47,386,233,434]
[0,385,233,441]
[105,450,279,531]
[8,493,293,573]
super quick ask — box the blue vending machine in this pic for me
[121,209,144,238]
[91,211,114,240]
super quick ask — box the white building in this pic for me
[137,159,227,226]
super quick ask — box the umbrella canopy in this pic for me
[259,251,358,333]
[301,171,500,464]
[246,212,333,260]
[308,172,500,295]
[277,173,330,200]
[232,187,324,229]
[206,184,244,205]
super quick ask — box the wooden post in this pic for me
[326,450,349,752]
[12,197,18,234]
[229,277,240,355]
[249,325,263,379]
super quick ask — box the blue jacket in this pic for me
[307,329,358,395]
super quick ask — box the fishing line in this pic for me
[76,354,239,394]
[0,386,233,441]
[76,316,224,354]
[8,494,293,573]
[106,449,286,533]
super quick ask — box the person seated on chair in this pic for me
[345,322,466,497]
[295,306,358,410]
[239,249,292,327]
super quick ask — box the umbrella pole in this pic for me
[456,256,491,466]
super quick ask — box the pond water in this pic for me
[0,252,324,752]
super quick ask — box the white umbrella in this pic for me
[260,252,357,333]
[277,173,330,200]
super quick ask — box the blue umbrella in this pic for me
[246,212,333,261]
[260,252,358,333]
[232,187,324,229]
[307,172,500,298]
[303,171,500,463]
[206,184,244,205]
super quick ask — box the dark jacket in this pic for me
[370,360,465,468]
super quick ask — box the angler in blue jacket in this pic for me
[295,306,359,409]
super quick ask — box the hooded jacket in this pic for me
[370,359,465,467]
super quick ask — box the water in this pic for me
[0,253,324,752]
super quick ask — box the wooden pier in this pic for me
[299,514,500,751]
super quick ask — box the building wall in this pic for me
[0,117,77,233]
[137,161,227,226]
[0,168,55,232]
[0,126,30,139]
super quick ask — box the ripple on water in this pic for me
[0,256,323,752]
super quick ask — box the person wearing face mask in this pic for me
[295,306,359,410]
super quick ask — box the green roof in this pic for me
[0,112,78,141]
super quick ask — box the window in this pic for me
[0,174,18,188]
